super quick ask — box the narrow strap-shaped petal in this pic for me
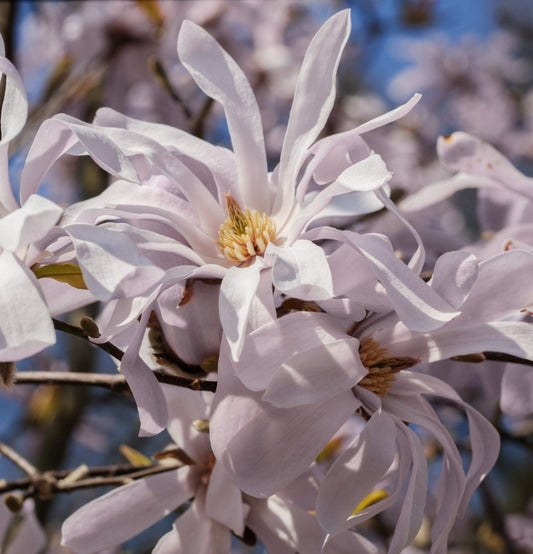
[0,194,62,252]
[234,311,353,391]
[0,54,28,145]
[154,489,231,554]
[455,249,533,324]
[178,20,269,212]
[94,107,238,206]
[429,251,478,309]
[205,462,246,535]
[392,372,500,518]
[274,10,351,221]
[119,307,168,436]
[263,337,365,408]
[66,223,166,302]
[438,132,533,198]
[388,424,428,553]
[61,468,193,553]
[317,410,397,534]
[219,258,263,360]
[20,115,139,203]
[290,154,392,241]
[400,173,500,212]
[379,321,533,363]
[268,240,334,301]
[0,251,55,361]
[307,227,460,332]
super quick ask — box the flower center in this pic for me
[217,194,277,263]
[358,337,418,397]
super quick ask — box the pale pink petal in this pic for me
[269,240,333,300]
[388,424,428,553]
[40,279,96,316]
[0,194,62,252]
[263,337,366,408]
[400,173,500,212]
[211,342,360,496]
[374,187,426,274]
[309,93,421,174]
[0,53,28,145]
[219,259,263,360]
[177,21,269,212]
[156,281,222,366]
[455,250,533,324]
[384,393,464,552]
[0,145,17,214]
[308,227,459,331]
[437,132,533,199]
[291,154,392,239]
[61,468,194,553]
[20,116,139,202]
[247,495,375,554]
[94,107,238,204]
[429,251,478,309]
[154,489,231,554]
[336,153,392,192]
[381,321,533,363]
[66,223,166,302]
[317,411,397,534]
[161,384,211,463]
[205,462,246,535]
[234,311,352,391]
[77,124,225,238]
[391,372,500,519]
[275,10,351,219]
[121,308,168,437]
[0,251,55,361]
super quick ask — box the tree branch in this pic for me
[0,442,38,476]
[451,351,533,368]
[0,460,185,498]
[12,370,217,393]
[52,318,125,361]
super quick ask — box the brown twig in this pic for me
[0,460,185,498]
[0,442,38,476]
[52,318,125,361]
[13,370,217,393]
[451,351,533,368]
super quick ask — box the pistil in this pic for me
[358,337,418,397]
[217,194,277,263]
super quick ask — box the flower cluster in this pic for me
[2,6,533,554]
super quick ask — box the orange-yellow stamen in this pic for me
[217,194,277,263]
[358,337,418,397]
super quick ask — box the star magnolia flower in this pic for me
[20,10,429,363]
[210,247,533,552]
[61,384,371,554]
[0,36,64,362]
[401,131,533,225]
[17,10,461,436]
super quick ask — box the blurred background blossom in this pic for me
[2,1,533,552]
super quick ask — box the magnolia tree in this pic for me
[2,4,533,554]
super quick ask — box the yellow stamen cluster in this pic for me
[217,194,277,263]
[358,337,418,397]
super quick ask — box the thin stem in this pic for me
[0,461,184,497]
[452,351,533,368]
[483,351,533,368]
[0,442,38,476]
[13,370,217,393]
[53,318,124,361]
